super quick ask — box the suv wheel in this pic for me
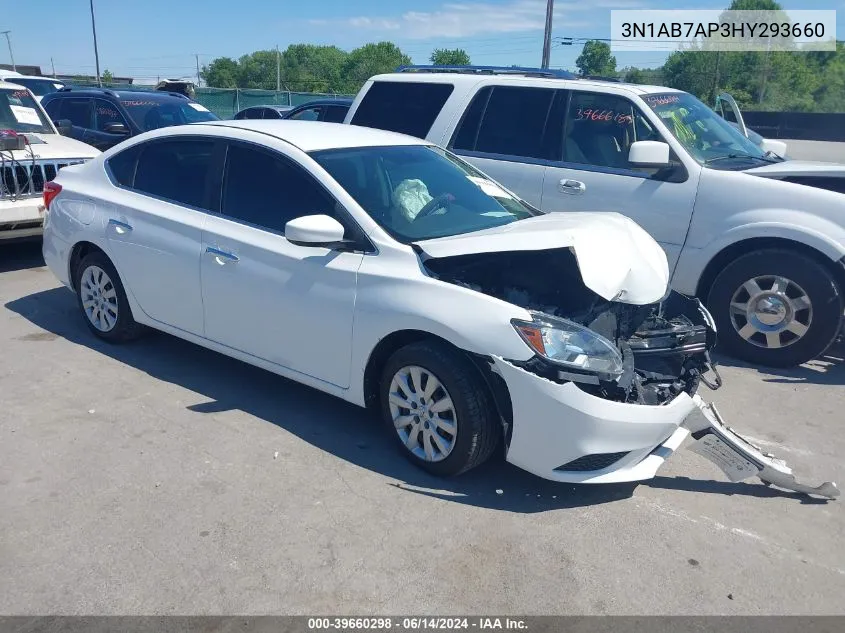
[707,249,843,367]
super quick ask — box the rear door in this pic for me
[446,85,564,209]
[104,136,219,334]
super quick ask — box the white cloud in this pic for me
[316,0,647,40]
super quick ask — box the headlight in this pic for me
[512,314,624,378]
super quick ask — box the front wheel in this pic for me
[707,249,843,367]
[379,340,499,477]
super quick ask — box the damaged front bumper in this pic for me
[493,357,839,499]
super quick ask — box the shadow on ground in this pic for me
[712,339,844,387]
[0,239,44,273]
[5,287,819,512]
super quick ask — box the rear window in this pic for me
[350,81,453,139]
[5,77,64,96]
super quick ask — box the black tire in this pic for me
[73,250,145,343]
[379,340,499,477]
[707,249,843,367]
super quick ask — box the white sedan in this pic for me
[40,120,837,496]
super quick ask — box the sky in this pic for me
[2,0,843,84]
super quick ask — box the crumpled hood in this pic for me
[5,133,99,161]
[414,212,670,305]
[745,160,845,179]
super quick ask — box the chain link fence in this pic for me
[65,81,353,119]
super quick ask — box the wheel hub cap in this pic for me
[388,365,457,463]
[729,275,812,350]
[80,265,119,333]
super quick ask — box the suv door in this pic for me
[104,136,219,334]
[447,85,563,209]
[200,140,364,388]
[85,98,131,150]
[57,97,93,143]
[540,90,700,270]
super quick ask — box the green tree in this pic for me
[621,67,646,84]
[101,69,114,83]
[430,48,471,66]
[341,42,411,93]
[236,50,279,89]
[279,44,348,92]
[201,57,239,88]
[575,40,616,77]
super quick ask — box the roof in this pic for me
[199,120,428,152]
[47,87,189,101]
[0,73,59,81]
[369,71,684,97]
[293,98,353,107]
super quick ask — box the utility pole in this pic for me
[51,57,57,78]
[276,45,281,91]
[89,0,102,87]
[541,0,555,68]
[0,31,15,71]
[195,53,201,87]
[759,36,771,105]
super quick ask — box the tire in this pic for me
[379,340,499,477]
[73,250,145,343]
[707,249,843,367]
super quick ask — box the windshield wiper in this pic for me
[705,153,780,165]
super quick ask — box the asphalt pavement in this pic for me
[1,239,843,615]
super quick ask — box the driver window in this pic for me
[95,99,127,133]
[221,143,338,235]
[564,91,670,175]
[290,106,321,121]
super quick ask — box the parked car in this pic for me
[0,81,99,240]
[344,65,845,367]
[0,72,65,102]
[234,99,352,123]
[39,119,733,483]
[41,87,219,151]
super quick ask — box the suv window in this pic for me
[290,106,321,121]
[323,105,348,123]
[221,143,336,234]
[451,86,563,161]
[351,81,454,139]
[133,138,215,208]
[94,99,127,132]
[60,98,93,128]
[564,92,658,170]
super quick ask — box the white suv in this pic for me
[344,67,845,368]
[1,81,99,239]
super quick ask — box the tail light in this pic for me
[43,181,62,210]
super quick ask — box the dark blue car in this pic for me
[233,98,352,123]
[41,87,219,151]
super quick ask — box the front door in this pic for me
[540,90,700,271]
[200,141,362,388]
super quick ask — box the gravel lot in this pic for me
[1,239,843,616]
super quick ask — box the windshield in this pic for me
[311,145,539,243]
[0,87,53,134]
[120,98,218,131]
[6,78,64,96]
[643,92,768,166]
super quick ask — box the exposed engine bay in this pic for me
[423,247,722,405]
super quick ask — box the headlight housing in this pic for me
[512,313,624,379]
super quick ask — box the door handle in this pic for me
[558,179,586,194]
[108,218,133,234]
[206,246,239,263]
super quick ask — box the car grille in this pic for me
[0,160,86,199]
[554,452,631,472]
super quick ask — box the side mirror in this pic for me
[760,138,788,158]
[629,140,671,166]
[285,214,346,247]
[104,122,129,135]
[53,119,72,136]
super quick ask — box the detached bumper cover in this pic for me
[495,357,839,499]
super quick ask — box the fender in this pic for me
[672,215,845,296]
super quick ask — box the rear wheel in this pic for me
[73,251,144,342]
[379,340,499,477]
[707,249,842,367]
